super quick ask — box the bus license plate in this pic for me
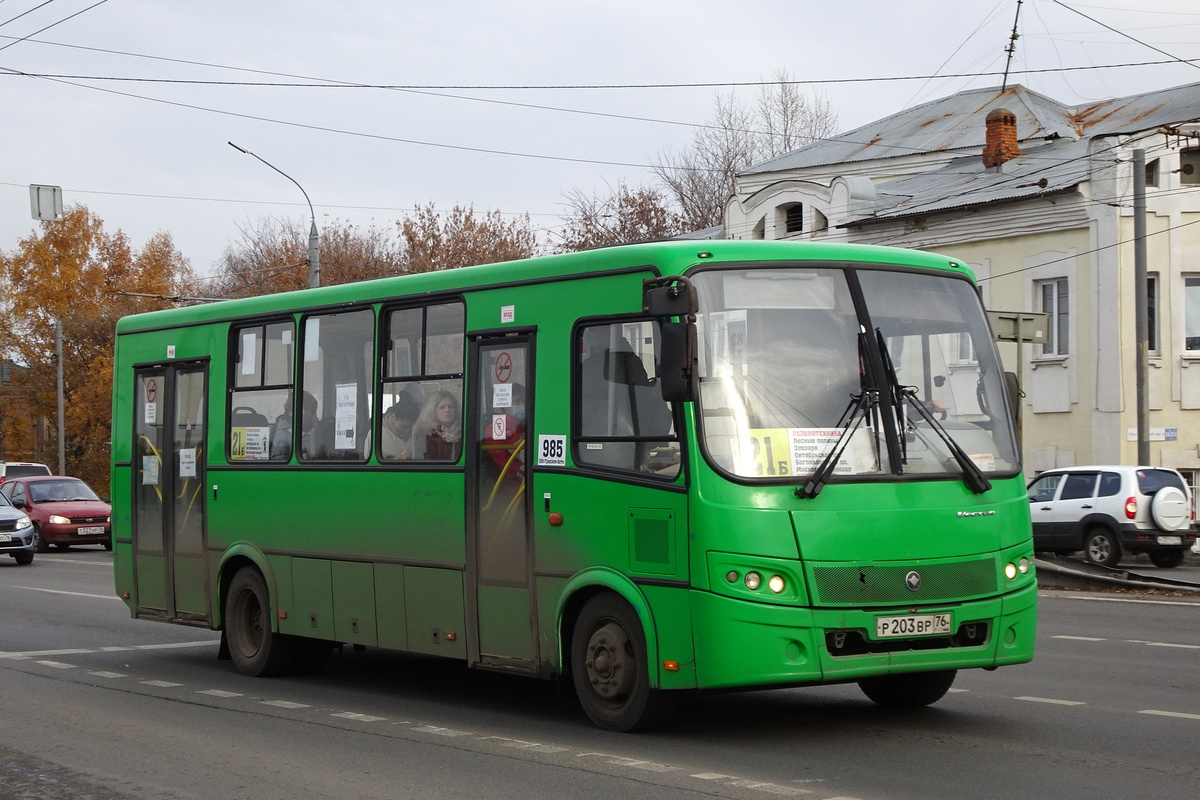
[78,526,104,535]
[876,613,951,638]
[1157,535,1182,546]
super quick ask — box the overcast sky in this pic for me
[2,0,1199,285]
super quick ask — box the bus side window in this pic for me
[228,321,294,463]
[299,308,374,462]
[575,321,679,477]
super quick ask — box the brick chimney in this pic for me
[983,107,1021,169]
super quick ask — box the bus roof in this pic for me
[116,239,971,334]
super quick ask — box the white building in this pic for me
[724,82,1200,485]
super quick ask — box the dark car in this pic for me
[0,491,36,565]
[0,476,111,552]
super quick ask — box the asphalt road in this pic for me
[2,548,1198,800]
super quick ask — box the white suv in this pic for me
[1027,465,1197,568]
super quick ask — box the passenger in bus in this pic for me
[270,391,319,460]
[379,392,421,460]
[416,390,462,461]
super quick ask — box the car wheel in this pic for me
[1148,550,1185,568]
[571,593,675,732]
[1084,528,1121,567]
[224,567,297,677]
[14,551,34,566]
[33,526,50,553]
[859,670,957,708]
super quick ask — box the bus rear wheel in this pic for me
[858,669,957,708]
[570,594,674,732]
[225,567,297,677]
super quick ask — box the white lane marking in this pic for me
[728,780,810,795]
[16,586,119,600]
[136,641,217,650]
[693,774,738,780]
[1135,641,1200,650]
[88,671,127,678]
[198,689,242,698]
[479,737,569,754]
[141,680,183,687]
[1053,635,1107,641]
[579,753,677,773]
[261,700,309,709]
[29,556,112,567]
[1,641,215,659]
[331,712,386,723]
[36,660,77,669]
[1140,710,1200,720]
[2,648,94,659]
[1015,696,1086,705]
[412,725,471,737]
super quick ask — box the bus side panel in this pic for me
[374,563,408,650]
[111,463,135,614]
[404,566,466,659]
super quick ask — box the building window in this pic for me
[1145,158,1160,188]
[1038,278,1069,356]
[775,203,803,236]
[812,208,828,236]
[1185,276,1200,352]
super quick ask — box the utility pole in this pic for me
[1133,148,1149,465]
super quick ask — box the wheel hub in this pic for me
[585,622,635,701]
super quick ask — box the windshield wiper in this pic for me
[795,388,879,499]
[899,384,992,495]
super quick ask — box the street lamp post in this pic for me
[228,142,320,289]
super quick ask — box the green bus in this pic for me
[111,239,1036,731]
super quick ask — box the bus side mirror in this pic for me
[659,321,696,403]
[1004,370,1020,429]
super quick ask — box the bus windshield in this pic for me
[693,265,1019,482]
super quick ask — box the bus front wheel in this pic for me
[225,567,297,677]
[858,669,957,708]
[570,594,673,732]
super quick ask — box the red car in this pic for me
[0,476,112,552]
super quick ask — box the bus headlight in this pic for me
[1018,557,1030,574]
[744,571,762,590]
[768,575,786,594]
[1004,562,1018,580]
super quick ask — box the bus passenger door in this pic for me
[467,336,536,671]
[132,363,210,623]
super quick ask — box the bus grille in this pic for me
[811,558,997,606]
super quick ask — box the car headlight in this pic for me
[15,516,31,530]
[49,514,70,525]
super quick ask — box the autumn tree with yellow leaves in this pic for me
[0,205,198,491]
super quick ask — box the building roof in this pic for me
[742,81,1200,176]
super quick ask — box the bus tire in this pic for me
[225,567,297,677]
[570,593,674,732]
[859,669,957,708]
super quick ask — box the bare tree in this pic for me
[653,68,839,231]
[556,182,686,252]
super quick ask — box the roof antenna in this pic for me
[1001,0,1024,92]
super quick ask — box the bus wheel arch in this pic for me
[224,565,298,676]
[567,590,675,732]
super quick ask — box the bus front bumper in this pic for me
[688,582,1037,689]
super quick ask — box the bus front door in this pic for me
[132,363,209,623]
[467,337,536,671]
